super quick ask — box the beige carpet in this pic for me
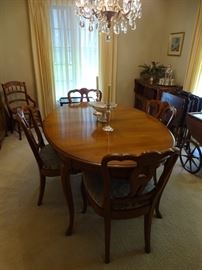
[0,133,201,270]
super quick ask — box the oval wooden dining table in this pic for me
[43,103,175,235]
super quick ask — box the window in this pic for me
[194,70,202,97]
[50,4,99,101]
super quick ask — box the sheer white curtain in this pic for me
[50,2,99,100]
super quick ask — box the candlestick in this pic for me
[107,85,111,105]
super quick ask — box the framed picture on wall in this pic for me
[167,32,185,56]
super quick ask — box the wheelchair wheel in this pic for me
[180,139,202,174]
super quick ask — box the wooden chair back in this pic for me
[16,108,60,206]
[2,81,36,113]
[146,100,169,118]
[16,109,44,168]
[101,150,178,215]
[67,88,102,103]
[146,99,176,127]
[161,92,187,127]
[159,104,177,127]
[1,81,37,139]
[27,107,45,149]
[82,149,178,263]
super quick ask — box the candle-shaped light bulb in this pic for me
[107,85,111,105]
[96,76,99,90]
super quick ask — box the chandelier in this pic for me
[75,0,142,39]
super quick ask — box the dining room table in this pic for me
[43,102,175,235]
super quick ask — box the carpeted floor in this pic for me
[0,133,201,270]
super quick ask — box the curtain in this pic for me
[184,1,202,97]
[50,3,98,100]
[28,0,56,118]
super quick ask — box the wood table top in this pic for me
[43,103,175,166]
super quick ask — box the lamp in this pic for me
[75,0,142,39]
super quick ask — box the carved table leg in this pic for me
[60,160,74,236]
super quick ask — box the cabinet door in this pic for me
[134,79,158,111]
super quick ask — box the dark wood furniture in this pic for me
[43,103,175,236]
[67,88,102,103]
[60,89,102,106]
[1,81,37,140]
[16,108,61,205]
[134,79,202,147]
[134,79,182,111]
[186,112,202,145]
[146,99,177,128]
[180,112,202,174]
[81,150,178,263]
[161,92,189,146]
[0,93,6,149]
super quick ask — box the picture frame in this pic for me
[167,32,185,56]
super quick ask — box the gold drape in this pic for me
[184,1,202,95]
[27,0,56,118]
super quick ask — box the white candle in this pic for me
[107,85,111,105]
[96,76,99,90]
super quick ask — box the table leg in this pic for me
[60,160,74,236]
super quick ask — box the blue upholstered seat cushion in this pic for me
[39,144,60,170]
[83,173,155,210]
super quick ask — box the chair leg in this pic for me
[144,213,152,253]
[80,180,87,213]
[38,174,46,206]
[155,192,163,219]
[104,215,111,264]
[10,118,15,133]
[155,200,162,218]
[153,170,157,186]
[17,121,22,140]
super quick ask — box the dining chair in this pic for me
[67,88,102,103]
[1,81,37,140]
[146,99,176,128]
[158,104,177,128]
[160,92,188,147]
[16,108,61,205]
[81,149,178,263]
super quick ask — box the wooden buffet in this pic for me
[134,79,183,111]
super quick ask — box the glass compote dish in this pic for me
[89,101,117,131]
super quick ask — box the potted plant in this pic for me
[139,61,166,82]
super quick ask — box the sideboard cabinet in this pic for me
[0,93,6,149]
[134,79,183,111]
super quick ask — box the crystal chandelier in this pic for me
[75,0,142,39]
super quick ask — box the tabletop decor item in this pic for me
[89,84,116,132]
[102,85,114,132]
[93,76,102,117]
[158,64,176,86]
[89,101,117,124]
[139,61,166,83]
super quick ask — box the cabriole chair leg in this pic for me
[38,175,46,206]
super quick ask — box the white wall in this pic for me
[116,0,167,106]
[159,0,200,86]
[0,0,36,99]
